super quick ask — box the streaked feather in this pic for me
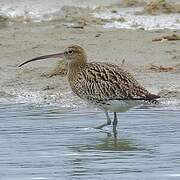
[70,62,160,104]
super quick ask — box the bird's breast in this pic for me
[99,100,143,112]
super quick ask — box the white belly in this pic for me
[102,100,143,112]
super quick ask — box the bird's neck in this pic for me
[67,57,86,84]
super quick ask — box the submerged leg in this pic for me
[94,111,111,129]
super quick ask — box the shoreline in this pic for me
[0,21,180,105]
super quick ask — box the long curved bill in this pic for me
[18,52,64,67]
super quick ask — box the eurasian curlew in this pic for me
[19,45,160,130]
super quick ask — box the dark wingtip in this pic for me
[149,94,161,99]
[145,93,160,104]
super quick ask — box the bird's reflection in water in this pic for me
[67,129,139,177]
[71,127,139,153]
[96,128,138,151]
[95,136,138,151]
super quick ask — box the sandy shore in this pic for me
[0,21,180,105]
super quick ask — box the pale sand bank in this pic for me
[0,21,180,106]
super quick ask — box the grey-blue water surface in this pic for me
[0,102,180,180]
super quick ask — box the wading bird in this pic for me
[19,45,160,130]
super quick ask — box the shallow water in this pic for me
[93,7,180,30]
[0,0,120,22]
[0,102,180,180]
[1,0,180,30]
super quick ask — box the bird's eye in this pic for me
[68,50,73,54]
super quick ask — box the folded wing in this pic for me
[73,62,160,103]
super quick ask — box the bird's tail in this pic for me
[145,93,160,104]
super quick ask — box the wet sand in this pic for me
[0,21,180,105]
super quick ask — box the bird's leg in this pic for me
[113,112,118,137]
[94,111,111,129]
[105,111,111,125]
[113,126,117,138]
[113,112,118,126]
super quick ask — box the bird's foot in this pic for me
[94,121,111,129]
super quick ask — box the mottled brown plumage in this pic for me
[63,46,160,106]
[19,45,160,129]
[70,62,159,103]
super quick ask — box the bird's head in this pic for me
[64,45,86,64]
[18,45,87,67]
